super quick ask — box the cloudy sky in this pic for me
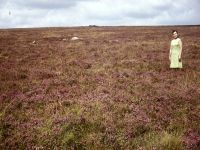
[0,0,200,28]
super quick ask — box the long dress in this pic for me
[170,38,182,68]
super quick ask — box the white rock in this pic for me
[71,37,79,41]
[32,40,36,44]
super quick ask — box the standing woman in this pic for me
[169,30,183,69]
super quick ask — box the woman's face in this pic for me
[172,31,178,39]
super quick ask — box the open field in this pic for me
[0,26,200,149]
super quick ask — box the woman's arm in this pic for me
[169,42,172,60]
[179,39,182,59]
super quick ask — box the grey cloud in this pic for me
[124,9,159,19]
[13,1,76,9]
[8,0,97,9]
[0,0,200,28]
[0,0,7,8]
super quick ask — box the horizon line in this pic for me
[1,24,200,30]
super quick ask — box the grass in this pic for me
[0,26,200,149]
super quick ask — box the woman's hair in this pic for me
[172,30,178,34]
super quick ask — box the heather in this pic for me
[0,26,200,149]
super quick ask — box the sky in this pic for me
[0,0,200,28]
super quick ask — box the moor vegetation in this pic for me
[0,26,200,149]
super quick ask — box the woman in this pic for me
[169,30,182,69]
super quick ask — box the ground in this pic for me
[0,26,200,149]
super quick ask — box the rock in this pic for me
[56,71,62,75]
[62,38,67,41]
[113,39,119,43]
[109,39,119,43]
[71,37,79,41]
[32,40,36,44]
